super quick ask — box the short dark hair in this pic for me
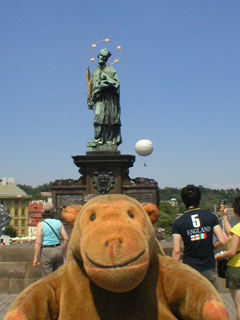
[181,184,201,209]
[232,197,240,216]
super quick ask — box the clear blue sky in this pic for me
[1,1,240,190]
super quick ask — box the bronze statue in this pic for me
[86,48,122,149]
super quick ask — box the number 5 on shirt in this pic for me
[191,214,201,228]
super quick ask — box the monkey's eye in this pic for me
[128,211,134,219]
[90,213,96,221]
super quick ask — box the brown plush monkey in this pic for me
[4,195,229,320]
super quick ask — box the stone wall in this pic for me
[0,242,228,294]
[0,245,41,293]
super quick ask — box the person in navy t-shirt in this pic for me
[172,184,226,290]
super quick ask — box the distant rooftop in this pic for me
[28,213,42,226]
[0,177,31,199]
[29,202,43,213]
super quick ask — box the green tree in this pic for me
[157,211,176,234]
[159,187,181,203]
[17,182,53,200]
[4,225,17,237]
[159,202,177,216]
[158,202,178,235]
[158,185,238,213]
[179,202,186,213]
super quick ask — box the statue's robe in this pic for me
[90,65,122,146]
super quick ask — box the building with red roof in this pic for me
[28,201,43,238]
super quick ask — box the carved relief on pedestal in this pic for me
[92,169,115,194]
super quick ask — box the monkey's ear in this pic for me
[142,203,159,225]
[62,205,83,228]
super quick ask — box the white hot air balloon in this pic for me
[135,139,154,166]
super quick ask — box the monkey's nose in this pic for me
[105,239,122,247]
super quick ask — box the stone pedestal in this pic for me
[52,151,159,219]
[73,152,135,194]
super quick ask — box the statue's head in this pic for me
[98,48,112,66]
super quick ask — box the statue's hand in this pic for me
[101,75,119,90]
[88,99,94,110]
